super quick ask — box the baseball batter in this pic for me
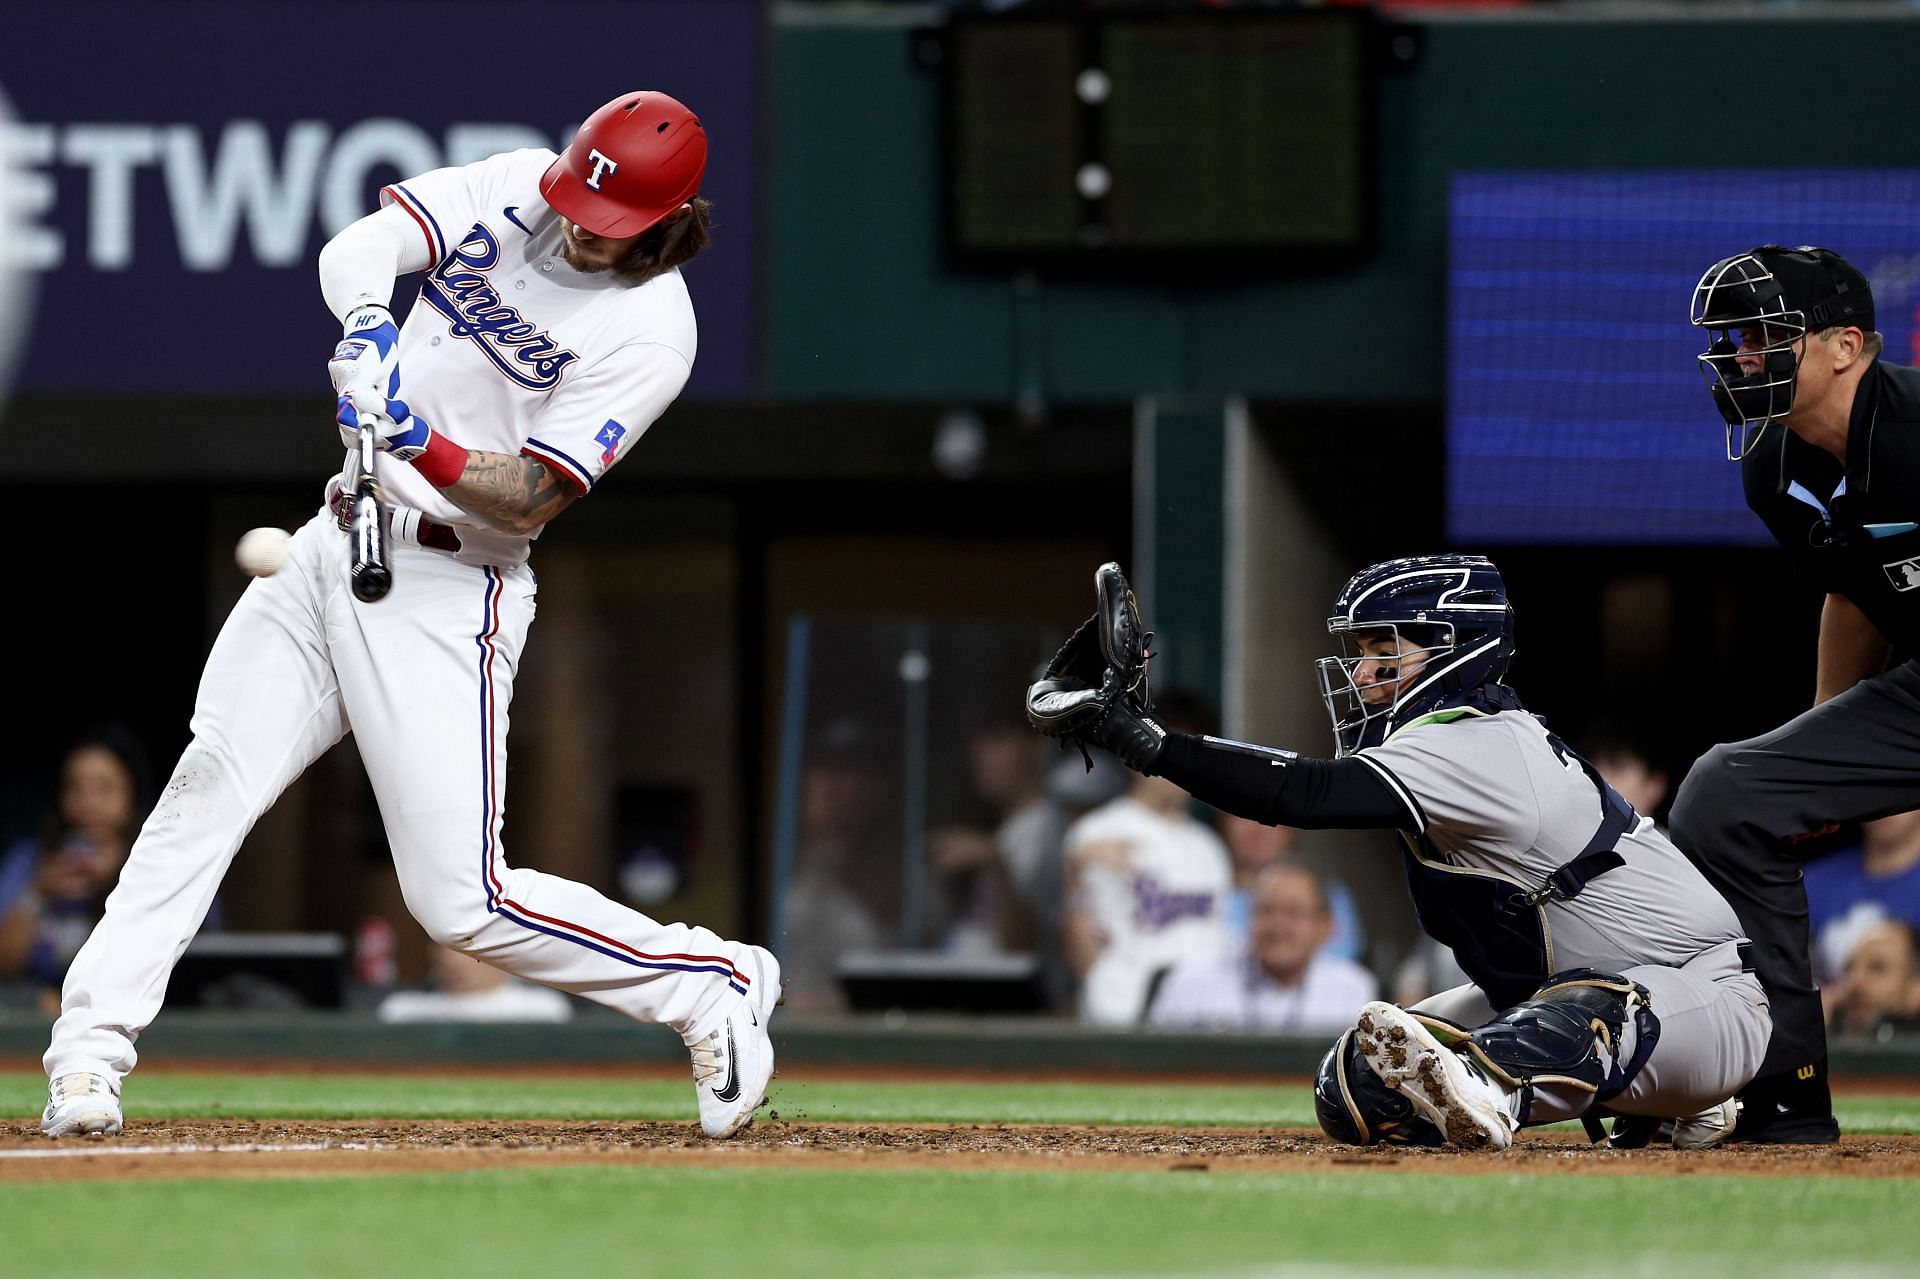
[1029,556,1771,1149]
[41,92,781,1141]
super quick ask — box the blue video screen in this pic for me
[1447,171,1920,545]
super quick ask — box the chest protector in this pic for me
[1398,733,1636,1010]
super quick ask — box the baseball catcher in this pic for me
[1028,557,1770,1149]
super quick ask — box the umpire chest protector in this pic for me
[1391,717,1637,1010]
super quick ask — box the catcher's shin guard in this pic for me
[1313,1027,1444,1148]
[1454,970,1660,1126]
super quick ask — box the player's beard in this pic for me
[559,236,613,274]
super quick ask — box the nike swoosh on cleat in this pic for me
[503,206,532,234]
[711,1024,742,1104]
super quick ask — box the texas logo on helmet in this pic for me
[540,91,706,238]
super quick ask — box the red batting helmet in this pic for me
[540,91,706,238]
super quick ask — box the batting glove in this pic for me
[327,304,401,403]
[335,390,435,462]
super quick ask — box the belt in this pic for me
[329,491,463,554]
[1737,941,1755,973]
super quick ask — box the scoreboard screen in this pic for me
[945,11,1374,273]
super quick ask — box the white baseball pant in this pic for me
[47,508,757,1085]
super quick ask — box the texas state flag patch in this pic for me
[595,419,627,465]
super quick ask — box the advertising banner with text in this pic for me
[0,0,760,397]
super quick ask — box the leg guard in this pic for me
[1313,1027,1444,1148]
[1454,969,1661,1126]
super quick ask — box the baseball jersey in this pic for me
[1357,709,1747,975]
[1743,359,1920,648]
[1146,949,1378,1034]
[1067,796,1233,1025]
[352,148,696,566]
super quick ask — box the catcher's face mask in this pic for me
[1316,626,1450,757]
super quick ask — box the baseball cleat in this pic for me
[1355,1001,1516,1151]
[42,1072,123,1138]
[1672,1099,1740,1150]
[691,944,783,1139]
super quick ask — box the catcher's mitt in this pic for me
[1025,562,1153,743]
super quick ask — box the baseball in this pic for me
[235,527,292,577]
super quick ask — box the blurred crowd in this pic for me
[7,713,1920,1040]
[0,730,154,1014]
[781,694,1920,1042]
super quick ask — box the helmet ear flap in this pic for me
[1313,1028,1445,1147]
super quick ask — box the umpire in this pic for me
[1678,244,1920,1143]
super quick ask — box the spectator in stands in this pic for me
[779,719,897,1013]
[0,731,152,1011]
[1215,812,1364,964]
[1148,862,1378,1033]
[1063,691,1233,1025]
[1825,918,1920,1039]
[1586,731,1671,825]
[927,719,1067,956]
[1806,810,1920,979]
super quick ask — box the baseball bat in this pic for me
[349,417,393,603]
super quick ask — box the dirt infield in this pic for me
[3,1118,1918,1184]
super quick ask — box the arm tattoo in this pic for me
[444,449,579,535]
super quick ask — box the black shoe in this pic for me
[1729,1062,1840,1145]
[1606,1114,1666,1149]
[1733,1111,1840,1145]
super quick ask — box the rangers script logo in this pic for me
[421,223,578,390]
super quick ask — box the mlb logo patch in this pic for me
[1884,556,1920,592]
[595,419,627,465]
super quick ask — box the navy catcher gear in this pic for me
[1316,555,1516,755]
[1692,245,1875,461]
[1453,969,1660,1126]
[1313,1027,1444,1148]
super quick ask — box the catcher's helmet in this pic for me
[1316,554,1515,756]
[540,91,706,239]
[1691,245,1875,461]
[1313,1028,1444,1148]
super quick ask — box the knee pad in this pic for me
[1455,970,1661,1122]
[1313,1027,1444,1148]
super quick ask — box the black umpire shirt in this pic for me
[1744,358,1920,653]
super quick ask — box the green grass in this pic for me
[4,1070,1919,1132]
[3,1072,1914,1278]
[0,1165,1911,1279]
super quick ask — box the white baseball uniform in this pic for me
[46,147,761,1088]
[1067,796,1233,1025]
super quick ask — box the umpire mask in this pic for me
[1691,246,1875,462]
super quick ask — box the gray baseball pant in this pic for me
[1414,940,1768,1121]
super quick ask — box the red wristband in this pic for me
[411,430,468,488]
